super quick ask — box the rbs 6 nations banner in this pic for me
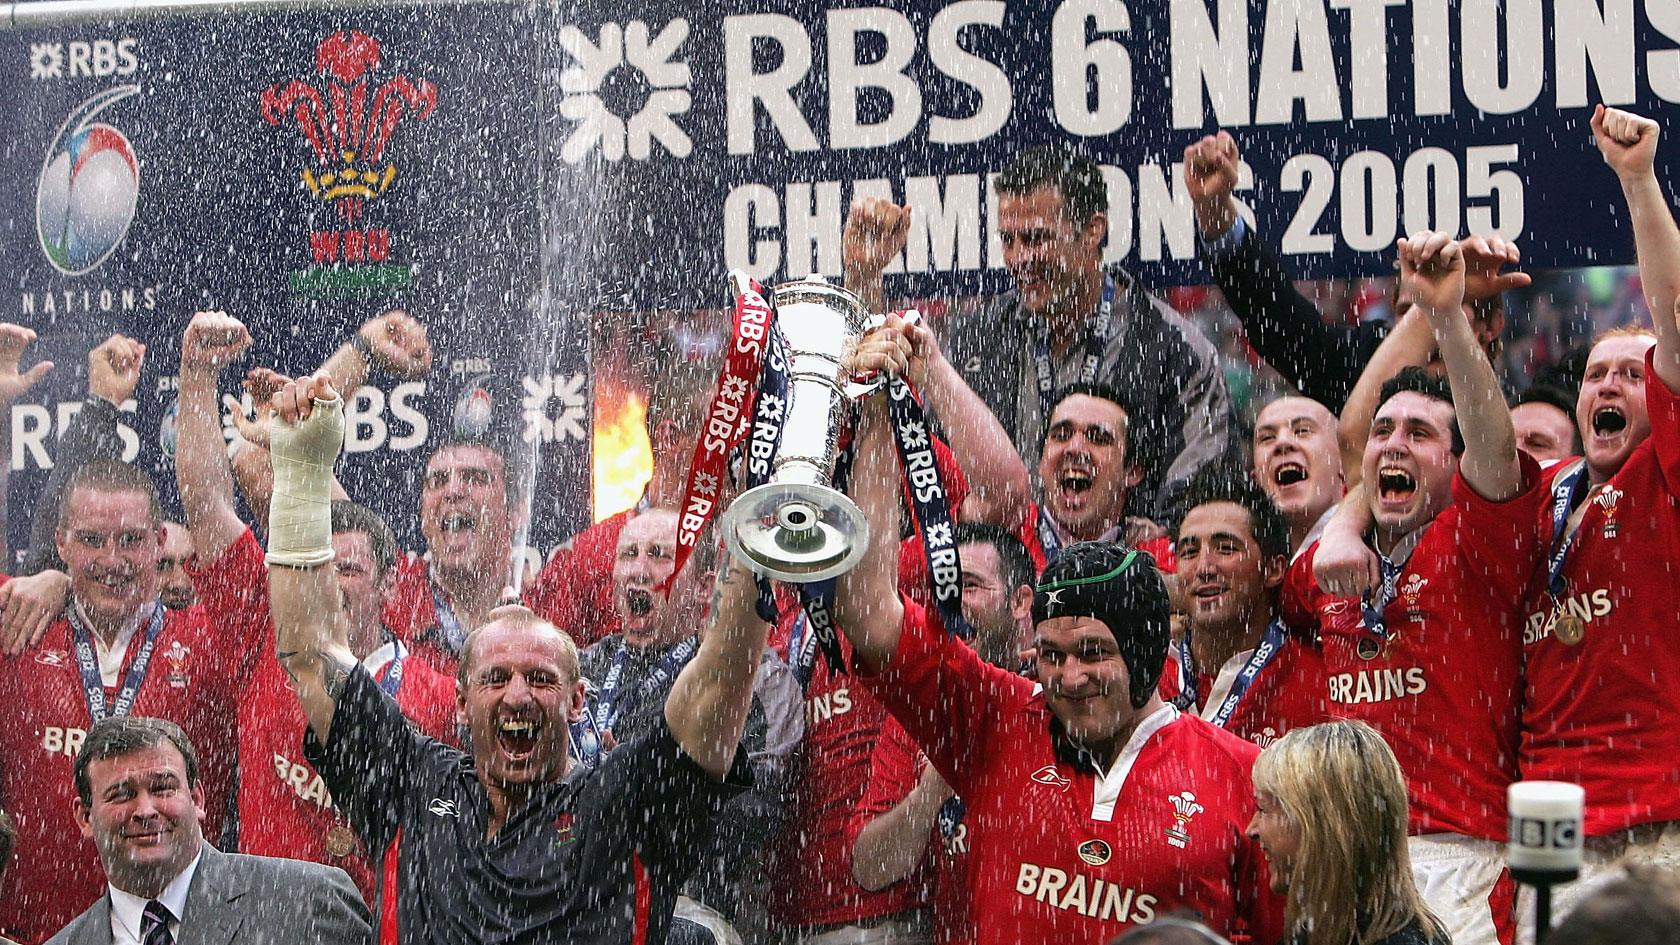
[4,0,1680,557]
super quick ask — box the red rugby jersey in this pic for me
[864,601,1284,945]
[1521,352,1680,835]
[1282,460,1545,840]
[383,556,545,677]
[1015,500,1176,574]
[767,634,926,929]
[851,715,971,945]
[191,529,459,903]
[525,510,630,651]
[1156,630,1330,749]
[0,601,237,945]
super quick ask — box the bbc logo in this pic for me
[1511,815,1579,849]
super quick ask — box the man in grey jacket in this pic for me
[48,716,369,945]
[844,145,1237,527]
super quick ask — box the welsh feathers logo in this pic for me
[36,85,142,275]
[557,19,692,162]
[260,31,437,220]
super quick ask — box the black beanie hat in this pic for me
[1032,541,1171,709]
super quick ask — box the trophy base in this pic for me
[722,482,870,583]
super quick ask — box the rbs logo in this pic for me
[30,39,141,81]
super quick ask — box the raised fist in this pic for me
[1591,104,1659,181]
[843,198,912,280]
[358,309,432,379]
[181,311,252,376]
[88,334,146,406]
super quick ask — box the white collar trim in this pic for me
[1090,704,1178,822]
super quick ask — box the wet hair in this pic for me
[953,522,1037,593]
[995,145,1108,225]
[1253,720,1442,945]
[1175,464,1291,560]
[330,501,398,577]
[1042,382,1136,460]
[1376,367,1465,455]
[0,807,14,869]
[1548,866,1680,945]
[1511,384,1583,454]
[425,435,524,506]
[1591,324,1658,348]
[74,716,199,808]
[58,459,163,529]
[456,606,581,691]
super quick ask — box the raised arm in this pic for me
[843,198,911,316]
[0,326,53,570]
[1400,232,1523,500]
[662,541,769,780]
[22,334,143,575]
[265,375,354,742]
[1185,131,1379,412]
[1593,105,1680,390]
[904,321,1030,527]
[176,312,253,563]
[833,323,914,669]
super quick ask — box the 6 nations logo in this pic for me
[36,85,143,275]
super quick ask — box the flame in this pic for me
[592,386,652,522]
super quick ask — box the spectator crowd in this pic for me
[1,105,1678,945]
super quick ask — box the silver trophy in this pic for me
[721,272,871,583]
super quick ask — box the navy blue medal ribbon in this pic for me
[591,636,700,735]
[1359,552,1403,643]
[1544,460,1590,602]
[886,377,975,642]
[1032,275,1115,419]
[70,602,166,722]
[427,583,467,657]
[1172,619,1289,729]
[375,643,406,697]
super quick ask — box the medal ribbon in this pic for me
[70,602,166,722]
[591,637,700,734]
[1359,552,1403,642]
[1032,275,1116,419]
[375,643,406,697]
[1544,459,1590,602]
[427,584,467,657]
[669,278,775,589]
[885,373,974,641]
[937,795,966,840]
[1172,619,1289,729]
[1036,506,1065,565]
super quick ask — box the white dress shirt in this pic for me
[108,848,201,945]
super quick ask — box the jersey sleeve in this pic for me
[1279,547,1324,635]
[1647,349,1680,498]
[304,666,445,856]
[185,527,272,687]
[859,598,1031,800]
[1448,451,1546,605]
[598,716,751,875]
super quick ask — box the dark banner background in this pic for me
[5,0,1680,560]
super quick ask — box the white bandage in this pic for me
[265,395,345,568]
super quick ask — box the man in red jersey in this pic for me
[1297,232,1545,945]
[831,331,1283,945]
[0,459,237,945]
[850,523,1037,945]
[1159,466,1326,749]
[1510,105,1680,927]
[174,310,457,905]
[1249,396,1345,561]
[526,358,716,650]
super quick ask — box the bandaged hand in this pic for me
[265,375,344,568]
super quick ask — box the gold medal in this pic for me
[1357,637,1383,660]
[324,823,357,858]
[1553,612,1586,646]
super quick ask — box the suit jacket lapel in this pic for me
[73,895,114,945]
[176,847,245,945]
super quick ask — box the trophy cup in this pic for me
[720,273,871,583]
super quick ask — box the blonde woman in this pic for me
[1248,720,1449,945]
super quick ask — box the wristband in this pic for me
[350,332,378,369]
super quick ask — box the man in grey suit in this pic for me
[48,716,370,945]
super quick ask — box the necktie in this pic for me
[142,900,174,945]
